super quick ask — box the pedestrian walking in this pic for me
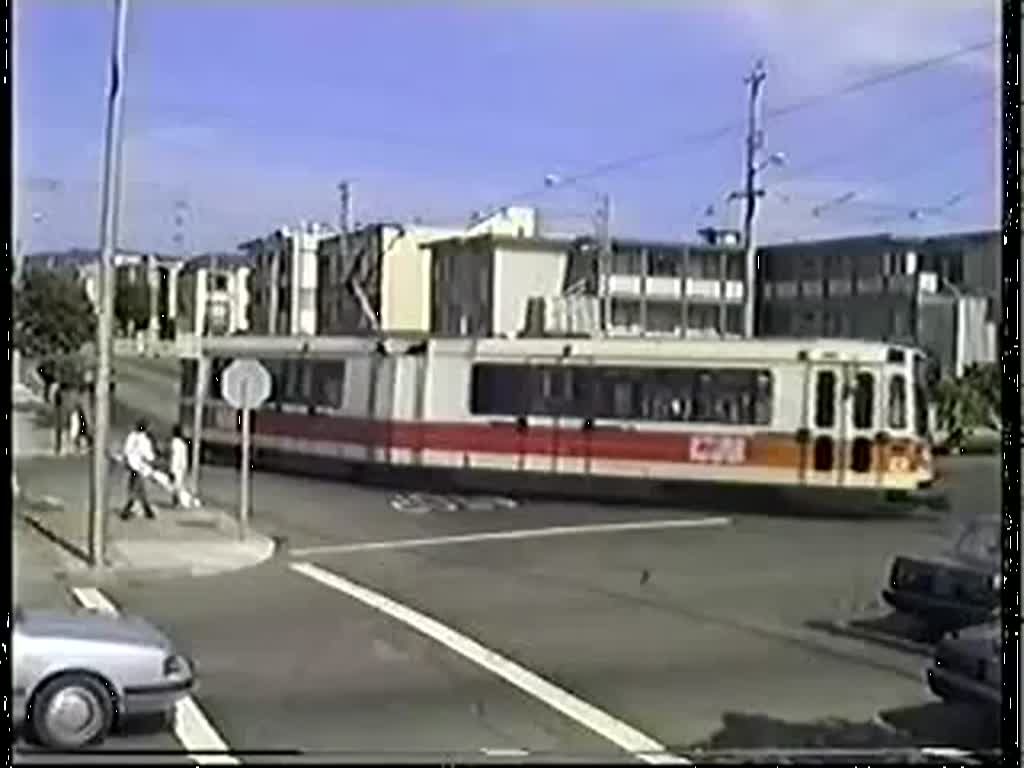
[72,402,92,454]
[120,419,157,520]
[169,425,189,508]
[52,385,64,456]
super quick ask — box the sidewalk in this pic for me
[13,404,277,581]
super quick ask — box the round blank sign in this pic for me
[221,358,272,410]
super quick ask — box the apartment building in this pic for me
[176,252,252,337]
[315,207,538,335]
[425,235,749,339]
[756,230,1000,377]
[241,222,333,336]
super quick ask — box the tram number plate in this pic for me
[688,435,747,465]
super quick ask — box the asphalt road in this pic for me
[13,355,1007,763]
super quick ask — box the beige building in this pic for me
[425,234,749,339]
[428,234,573,337]
[242,222,334,336]
[316,206,538,335]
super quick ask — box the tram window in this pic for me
[815,371,837,428]
[208,358,229,401]
[888,374,907,429]
[853,372,875,429]
[260,359,283,410]
[693,370,717,422]
[280,359,312,405]
[754,372,773,425]
[181,361,197,398]
[470,364,532,416]
[311,361,346,410]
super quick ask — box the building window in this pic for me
[611,299,641,329]
[648,249,678,277]
[725,306,743,336]
[725,252,744,281]
[646,302,679,333]
[888,374,907,429]
[611,247,642,275]
[694,251,720,279]
[687,304,720,334]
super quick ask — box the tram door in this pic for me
[803,362,844,487]
[554,357,594,477]
[521,357,557,474]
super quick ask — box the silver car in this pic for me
[13,605,195,749]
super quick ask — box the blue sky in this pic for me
[15,1,999,254]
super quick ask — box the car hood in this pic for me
[16,609,174,652]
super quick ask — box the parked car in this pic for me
[882,519,1000,638]
[13,605,194,749]
[926,622,1001,711]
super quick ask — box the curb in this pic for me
[19,511,91,570]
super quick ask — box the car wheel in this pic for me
[31,673,115,750]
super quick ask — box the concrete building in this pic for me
[176,252,252,338]
[429,234,574,337]
[241,222,334,336]
[756,230,1000,378]
[425,234,749,339]
[316,206,538,335]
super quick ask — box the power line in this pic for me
[472,37,995,220]
[770,86,995,188]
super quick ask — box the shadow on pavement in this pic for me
[685,704,999,760]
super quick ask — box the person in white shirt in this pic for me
[121,419,157,520]
[169,425,189,508]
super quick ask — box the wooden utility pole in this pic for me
[741,60,767,338]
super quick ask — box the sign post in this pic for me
[239,380,251,539]
[221,358,272,540]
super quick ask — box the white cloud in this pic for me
[720,0,998,96]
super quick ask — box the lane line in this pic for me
[69,587,239,766]
[290,516,732,557]
[290,561,690,765]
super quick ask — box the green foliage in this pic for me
[934,362,1001,447]
[114,274,151,334]
[14,267,97,362]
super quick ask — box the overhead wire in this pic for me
[472,37,995,220]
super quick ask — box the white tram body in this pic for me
[180,335,936,499]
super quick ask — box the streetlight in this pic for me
[543,174,613,333]
[89,0,130,570]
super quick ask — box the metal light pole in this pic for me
[89,0,130,569]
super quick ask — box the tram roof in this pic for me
[193,334,921,364]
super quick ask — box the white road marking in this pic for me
[290,516,731,557]
[69,586,239,766]
[481,747,531,758]
[290,561,690,765]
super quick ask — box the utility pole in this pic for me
[89,0,129,569]
[596,193,612,334]
[741,60,767,338]
[337,181,351,332]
